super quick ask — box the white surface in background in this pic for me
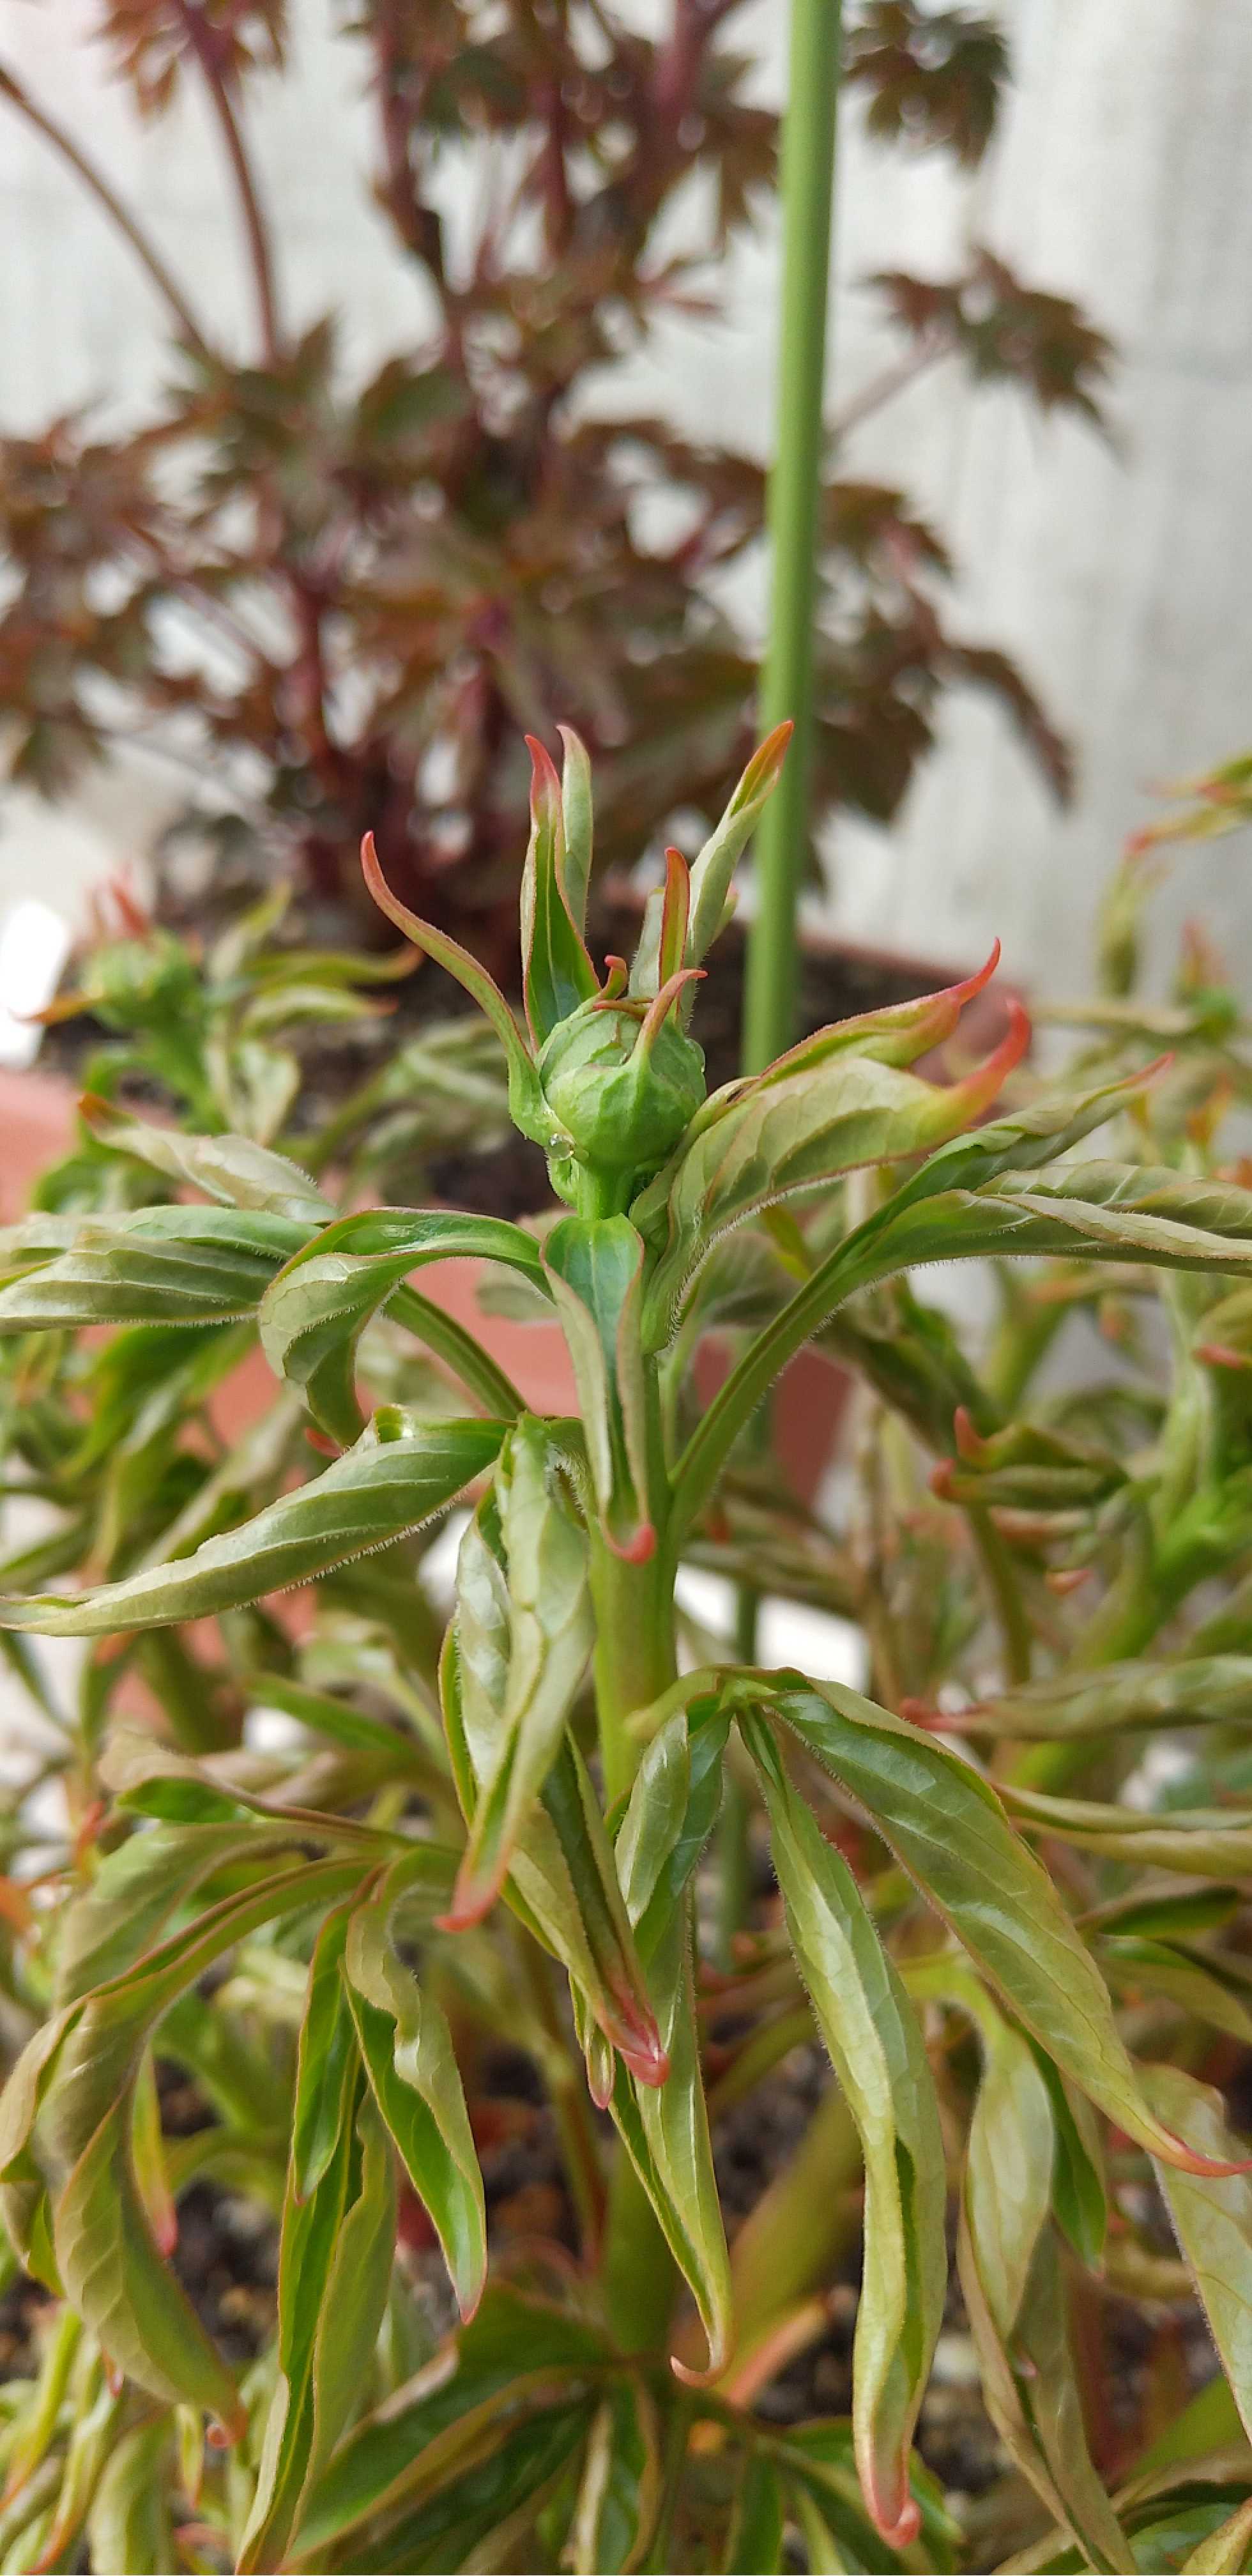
[675,1565,866,1691]
[0,5,1250,991]
[0,901,72,1067]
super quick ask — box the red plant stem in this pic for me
[0,63,210,351]
[832,335,943,440]
[172,1,282,365]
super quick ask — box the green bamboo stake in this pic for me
[742,0,843,1077]
[720,0,842,1959]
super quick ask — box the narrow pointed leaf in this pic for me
[636,1012,1028,1336]
[773,1677,1248,2174]
[443,1593,665,2083]
[0,1205,305,1331]
[723,2452,784,2573]
[606,1897,732,2384]
[521,734,598,1044]
[684,721,793,972]
[1004,1782,1252,1878]
[362,832,560,1147]
[294,2284,606,2557]
[744,1712,945,2547]
[33,1859,360,2430]
[55,1816,291,2004]
[1142,2064,1252,2448]
[958,2211,1127,2571]
[964,2014,1055,2345]
[344,1868,486,2319]
[959,1653,1252,1741]
[447,1418,593,1924]
[292,1908,359,2202]
[0,1410,503,1633]
[240,2078,396,2572]
[557,725,594,931]
[81,1099,333,1221]
[569,2377,660,2575]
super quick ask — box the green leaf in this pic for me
[664,1064,1207,1531]
[344,1863,486,2320]
[81,1099,333,1221]
[294,2284,604,2559]
[55,1816,291,2004]
[722,2451,784,2573]
[744,1712,945,2548]
[1141,2064,1252,2448]
[0,1204,306,1330]
[683,721,793,977]
[558,725,595,934]
[29,1857,362,2430]
[959,1653,1252,1740]
[605,1895,731,2384]
[958,2211,1128,2571]
[964,2016,1054,2346]
[0,1409,503,1633]
[447,1418,593,1925]
[1004,1782,1252,1878]
[569,2377,659,2575]
[349,2398,593,2573]
[770,2419,957,2574]
[635,1016,1027,1340]
[292,1907,360,2202]
[1103,1938,1252,2047]
[521,733,598,1045]
[447,1521,664,2083]
[362,832,561,1151]
[1181,2491,1252,2573]
[935,1175,1252,1278]
[614,1692,729,1963]
[874,1063,1160,1222]
[259,1208,547,1443]
[240,1669,425,1766]
[84,2419,174,2576]
[241,2081,397,2572]
[772,1677,1244,2174]
[544,1216,653,1555]
[992,1158,1252,1241]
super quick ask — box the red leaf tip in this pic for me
[525,733,562,819]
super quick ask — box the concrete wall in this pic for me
[2,0,1251,998]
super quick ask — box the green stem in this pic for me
[969,1504,1032,1685]
[742,0,843,1074]
[713,1586,760,1966]
[588,1536,678,1805]
[389,1284,526,1420]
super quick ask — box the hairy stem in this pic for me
[587,1538,678,1805]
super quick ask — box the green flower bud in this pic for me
[539,996,705,1209]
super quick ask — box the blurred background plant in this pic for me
[0,0,1106,970]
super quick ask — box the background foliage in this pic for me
[0,0,1106,952]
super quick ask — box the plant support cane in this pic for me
[723,0,844,1963]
